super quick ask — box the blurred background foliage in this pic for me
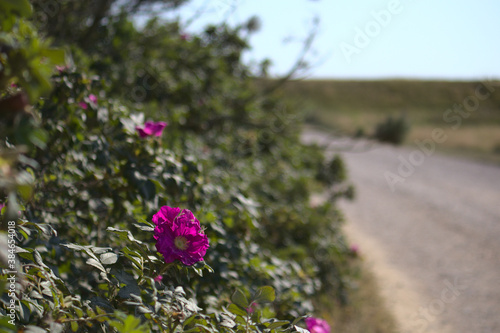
[0,0,357,331]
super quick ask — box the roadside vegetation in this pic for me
[281,79,500,162]
[0,1,397,332]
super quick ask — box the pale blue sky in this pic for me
[168,0,500,80]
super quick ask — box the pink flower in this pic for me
[56,65,68,73]
[136,121,167,138]
[154,275,163,282]
[247,302,258,314]
[305,318,330,333]
[89,94,98,104]
[10,82,17,88]
[350,244,359,256]
[79,95,97,109]
[153,206,209,266]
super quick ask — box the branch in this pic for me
[260,16,319,96]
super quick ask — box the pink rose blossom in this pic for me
[153,206,209,266]
[79,95,97,109]
[89,94,98,104]
[305,317,330,333]
[136,121,167,138]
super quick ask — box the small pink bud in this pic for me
[56,65,68,73]
[350,244,359,256]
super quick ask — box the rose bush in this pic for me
[0,1,357,332]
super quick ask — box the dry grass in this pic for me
[316,261,398,333]
[278,79,500,163]
[410,124,500,152]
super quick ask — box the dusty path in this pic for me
[303,129,500,333]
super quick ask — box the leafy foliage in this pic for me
[373,114,410,145]
[0,1,355,332]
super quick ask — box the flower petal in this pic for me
[153,206,209,266]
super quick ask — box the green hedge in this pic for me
[0,1,353,332]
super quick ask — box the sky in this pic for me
[167,0,500,80]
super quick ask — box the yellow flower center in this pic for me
[174,236,189,251]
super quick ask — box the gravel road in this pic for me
[302,129,500,333]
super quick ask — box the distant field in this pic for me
[278,79,500,162]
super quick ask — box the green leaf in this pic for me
[227,303,247,317]
[33,250,48,269]
[86,258,106,273]
[253,286,275,303]
[132,223,154,232]
[150,178,165,192]
[0,316,16,332]
[24,326,47,333]
[107,227,143,244]
[291,315,308,326]
[293,325,310,333]
[92,247,113,255]
[100,252,118,265]
[110,314,149,333]
[117,284,141,300]
[231,289,249,309]
[0,0,32,17]
[16,247,33,261]
[136,306,152,314]
[28,128,48,149]
[19,301,31,322]
[49,323,64,333]
[73,307,84,317]
[61,243,87,251]
[17,183,33,200]
[219,314,236,328]
[39,48,65,64]
[266,320,289,330]
[1,15,15,31]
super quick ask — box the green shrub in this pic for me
[0,1,356,331]
[373,114,410,145]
